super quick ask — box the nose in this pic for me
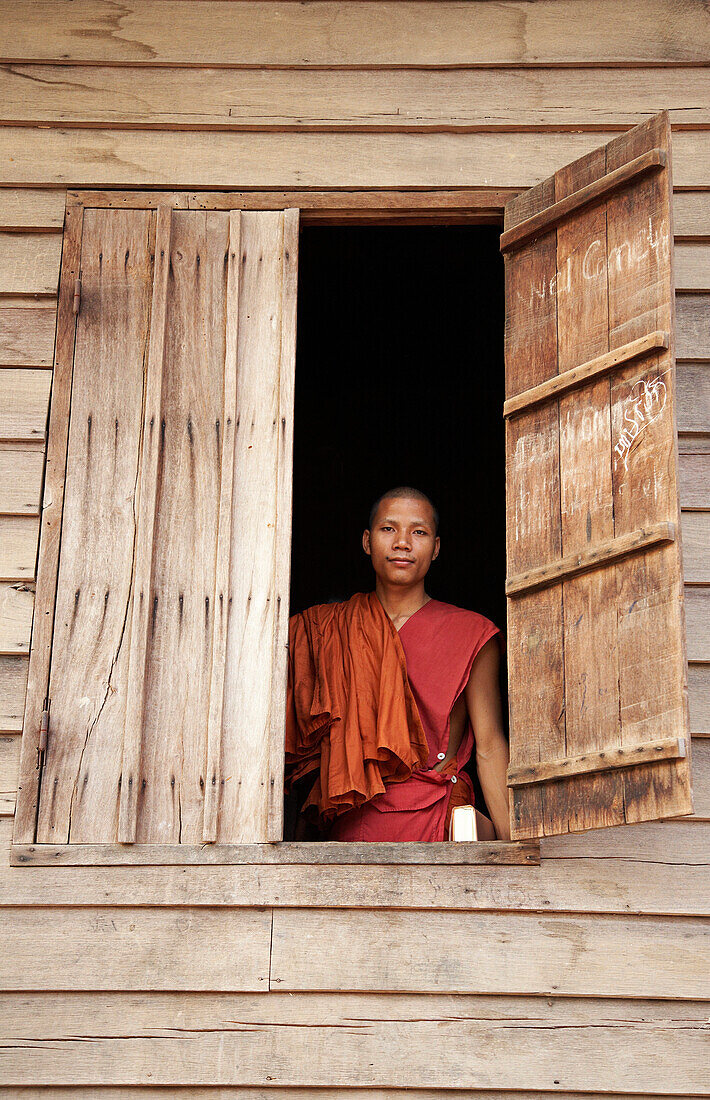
[393,533,411,550]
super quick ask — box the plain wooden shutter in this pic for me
[501,112,694,839]
[13,203,298,848]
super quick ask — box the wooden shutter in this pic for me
[502,112,693,839]
[13,203,298,849]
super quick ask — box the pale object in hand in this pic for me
[449,804,478,842]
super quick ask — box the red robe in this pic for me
[328,597,501,842]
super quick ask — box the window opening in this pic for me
[288,225,507,839]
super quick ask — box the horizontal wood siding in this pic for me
[0,2,709,1094]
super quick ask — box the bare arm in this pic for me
[463,636,512,841]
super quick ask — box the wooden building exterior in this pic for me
[0,2,709,1094]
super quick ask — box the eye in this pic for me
[414,529,427,536]
[381,525,394,532]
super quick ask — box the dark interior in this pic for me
[288,224,507,832]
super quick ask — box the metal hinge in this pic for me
[37,700,50,768]
[72,278,81,315]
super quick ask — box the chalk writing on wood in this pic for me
[614,374,668,471]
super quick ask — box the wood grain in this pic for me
[31,207,154,845]
[1,813,710,911]
[0,443,43,513]
[677,299,710,360]
[0,515,38,581]
[0,655,27,731]
[0,368,50,440]
[4,64,710,130]
[2,129,710,189]
[0,992,708,1090]
[0,306,56,365]
[0,907,272,991]
[0,232,61,296]
[271,908,710,998]
[0,188,65,230]
[2,1,708,65]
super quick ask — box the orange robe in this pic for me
[285,591,429,825]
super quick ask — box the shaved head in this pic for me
[368,486,439,534]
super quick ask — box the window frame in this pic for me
[11,187,538,868]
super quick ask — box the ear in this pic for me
[362,529,371,556]
[432,535,441,561]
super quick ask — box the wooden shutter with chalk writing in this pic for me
[13,202,298,851]
[502,112,694,839]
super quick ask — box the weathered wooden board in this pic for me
[0,515,38,581]
[3,64,710,130]
[689,664,710,732]
[0,188,65,230]
[675,242,710,292]
[0,656,27,731]
[677,296,710,360]
[271,909,710,998]
[0,444,43,513]
[0,826,706,914]
[0,306,56,365]
[677,364,710,432]
[0,907,272,990]
[674,192,710,239]
[2,1,708,65]
[0,733,20,815]
[0,581,33,655]
[0,368,50,440]
[685,587,710,661]
[0,992,708,1090]
[679,448,709,508]
[0,233,61,295]
[682,513,710,582]
[2,129,710,189]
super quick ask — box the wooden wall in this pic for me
[1,2,709,1094]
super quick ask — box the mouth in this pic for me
[389,558,415,565]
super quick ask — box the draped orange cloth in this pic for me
[285,591,429,824]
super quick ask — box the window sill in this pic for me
[10,840,539,867]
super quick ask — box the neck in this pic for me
[374,578,429,621]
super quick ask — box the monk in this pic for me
[285,486,512,843]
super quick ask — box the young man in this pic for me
[285,487,511,842]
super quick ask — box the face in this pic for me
[363,496,440,587]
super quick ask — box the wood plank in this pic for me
[676,296,710,360]
[506,522,675,598]
[0,515,39,580]
[0,233,62,295]
[5,65,710,131]
[689,737,710,817]
[677,363,710,433]
[502,149,665,253]
[0,580,33,655]
[29,207,153,846]
[504,331,668,418]
[0,443,43,513]
[0,992,708,1091]
[689,663,710,732]
[682,512,710,583]
[674,192,710,239]
[2,1,708,65]
[202,211,240,844]
[2,129,710,189]
[675,241,710,292]
[271,908,710,998]
[0,907,272,991]
[0,188,65,230]
[507,735,687,788]
[0,733,20,815]
[0,368,50,440]
[685,586,710,661]
[679,450,710,508]
[0,306,56,365]
[117,205,170,844]
[218,210,296,844]
[1,814,709,912]
[0,655,27,731]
